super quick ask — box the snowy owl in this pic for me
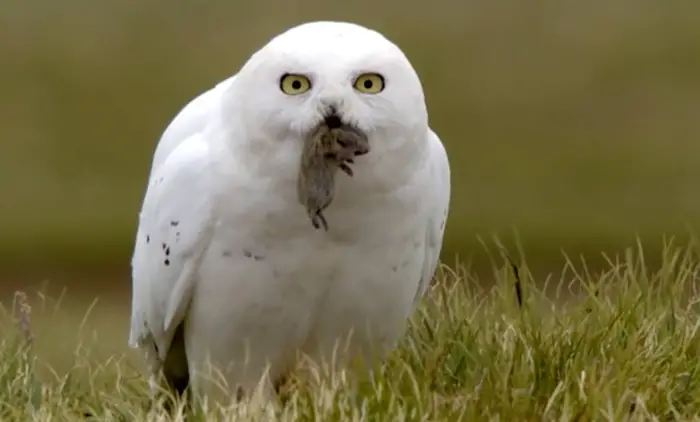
[128,20,451,407]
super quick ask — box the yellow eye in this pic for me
[280,74,311,95]
[354,73,385,94]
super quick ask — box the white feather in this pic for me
[129,135,215,355]
[415,129,451,303]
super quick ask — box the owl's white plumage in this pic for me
[129,21,450,404]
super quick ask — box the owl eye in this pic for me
[353,73,385,94]
[280,74,311,95]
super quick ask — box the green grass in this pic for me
[2,241,700,420]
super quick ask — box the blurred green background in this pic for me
[2,0,700,305]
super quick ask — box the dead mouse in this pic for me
[297,124,369,231]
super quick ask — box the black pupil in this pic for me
[291,80,302,90]
[363,79,373,89]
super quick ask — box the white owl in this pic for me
[128,20,451,407]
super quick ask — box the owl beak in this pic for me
[324,113,343,129]
[322,103,343,129]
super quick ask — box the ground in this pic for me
[1,241,699,421]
